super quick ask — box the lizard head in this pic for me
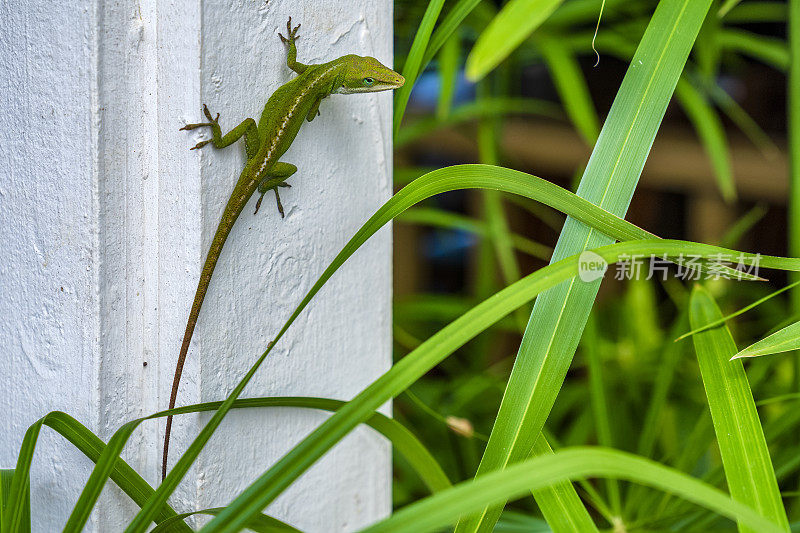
[336,55,405,94]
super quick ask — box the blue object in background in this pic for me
[424,228,477,261]
[408,69,476,110]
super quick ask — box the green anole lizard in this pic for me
[164,17,404,480]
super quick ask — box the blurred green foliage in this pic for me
[391,1,800,530]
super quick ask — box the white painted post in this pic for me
[0,1,393,531]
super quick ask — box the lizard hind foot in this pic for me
[274,188,286,218]
[254,192,266,215]
[202,104,220,124]
[181,105,219,133]
[190,140,211,150]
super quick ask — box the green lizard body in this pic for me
[164,18,404,479]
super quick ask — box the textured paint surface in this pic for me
[0,0,392,531]
[95,0,203,527]
[0,0,100,530]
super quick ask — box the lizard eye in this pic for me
[363,77,375,86]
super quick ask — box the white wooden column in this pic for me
[0,1,393,531]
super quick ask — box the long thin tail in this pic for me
[162,180,253,480]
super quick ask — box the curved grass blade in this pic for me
[624,309,690,515]
[528,436,597,532]
[395,98,561,148]
[723,2,786,23]
[544,0,627,28]
[397,207,552,260]
[422,0,483,67]
[1,469,29,533]
[436,33,460,120]
[198,240,799,533]
[705,80,779,158]
[202,397,451,493]
[676,280,800,342]
[124,159,768,531]
[393,0,446,135]
[465,0,566,81]
[150,508,300,533]
[721,204,770,248]
[675,78,736,202]
[718,29,789,71]
[395,0,486,132]
[689,285,789,531]
[718,0,743,18]
[733,320,800,360]
[2,398,435,532]
[361,448,783,533]
[1,412,190,533]
[495,511,549,532]
[789,0,800,383]
[537,35,599,144]
[476,84,529,332]
[458,1,714,530]
[582,314,620,515]
[56,395,447,531]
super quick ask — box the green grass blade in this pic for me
[56,395,447,531]
[150,508,300,533]
[676,280,800,342]
[583,314,620,515]
[2,423,41,533]
[696,1,721,79]
[733,320,800,360]
[544,0,627,27]
[423,0,483,67]
[476,81,529,332]
[717,0,742,19]
[721,204,769,248]
[395,97,561,148]
[723,2,786,23]
[120,163,657,531]
[675,78,736,202]
[537,35,599,144]
[0,470,8,515]
[465,0,566,81]
[199,397,451,493]
[197,240,798,533]
[0,470,28,533]
[397,207,552,260]
[457,1,713,531]
[689,285,789,531]
[718,29,789,71]
[495,511,549,532]
[625,309,690,515]
[0,470,8,532]
[360,448,783,533]
[394,0,485,132]
[789,0,800,384]
[436,33,460,120]
[1,412,189,533]
[123,156,771,531]
[705,80,780,158]
[393,0,446,135]
[528,436,598,532]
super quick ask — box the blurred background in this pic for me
[389,1,798,528]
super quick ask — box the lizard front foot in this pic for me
[180,104,220,150]
[279,17,301,45]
